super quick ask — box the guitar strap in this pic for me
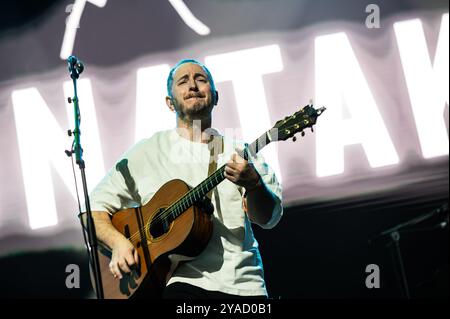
[207,135,223,200]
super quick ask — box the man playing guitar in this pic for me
[89,59,283,299]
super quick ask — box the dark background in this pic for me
[1,0,449,82]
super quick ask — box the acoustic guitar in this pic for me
[83,104,325,298]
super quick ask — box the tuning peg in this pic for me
[310,127,314,132]
[292,136,297,142]
[301,131,305,137]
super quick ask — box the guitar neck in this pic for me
[167,131,271,219]
[163,103,326,221]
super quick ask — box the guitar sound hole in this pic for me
[149,208,171,238]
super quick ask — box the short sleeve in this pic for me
[88,163,139,214]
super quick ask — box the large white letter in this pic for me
[12,84,103,229]
[394,14,449,159]
[315,32,399,177]
[135,64,174,142]
[205,45,283,181]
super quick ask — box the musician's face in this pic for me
[169,63,215,121]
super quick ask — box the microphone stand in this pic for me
[66,57,104,299]
[370,202,448,299]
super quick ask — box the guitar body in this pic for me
[89,179,213,299]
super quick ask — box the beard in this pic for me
[172,95,214,121]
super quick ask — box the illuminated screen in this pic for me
[0,1,448,257]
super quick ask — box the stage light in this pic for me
[60,0,108,59]
[168,0,211,35]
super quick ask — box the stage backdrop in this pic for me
[0,1,448,255]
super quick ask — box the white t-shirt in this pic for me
[89,129,283,296]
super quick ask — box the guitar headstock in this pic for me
[269,104,326,141]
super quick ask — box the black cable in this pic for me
[69,142,89,249]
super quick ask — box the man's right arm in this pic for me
[92,211,139,279]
